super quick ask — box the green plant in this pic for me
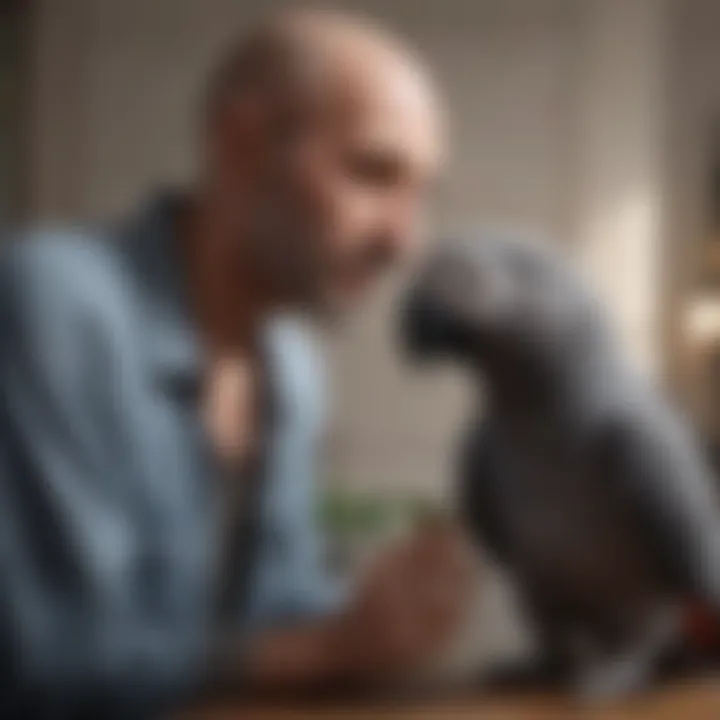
[319,489,444,539]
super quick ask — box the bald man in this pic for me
[0,9,472,718]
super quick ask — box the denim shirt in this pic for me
[0,195,339,717]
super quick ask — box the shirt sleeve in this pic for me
[0,241,208,717]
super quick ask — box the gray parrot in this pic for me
[401,231,720,701]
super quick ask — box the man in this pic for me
[0,9,472,718]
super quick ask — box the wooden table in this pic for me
[186,678,720,719]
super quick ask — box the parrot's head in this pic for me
[401,230,605,374]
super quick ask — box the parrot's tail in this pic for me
[685,602,720,651]
[678,441,720,671]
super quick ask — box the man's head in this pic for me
[202,9,444,320]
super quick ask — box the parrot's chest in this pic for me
[496,421,656,599]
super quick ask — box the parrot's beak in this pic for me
[399,287,452,362]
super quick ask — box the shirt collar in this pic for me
[120,190,203,387]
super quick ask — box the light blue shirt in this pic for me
[0,194,340,717]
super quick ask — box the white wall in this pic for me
[665,0,720,430]
[571,0,669,374]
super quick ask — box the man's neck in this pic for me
[181,195,270,357]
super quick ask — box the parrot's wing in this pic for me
[598,406,720,607]
[458,420,512,565]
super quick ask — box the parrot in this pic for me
[400,230,720,701]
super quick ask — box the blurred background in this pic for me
[2,0,720,676]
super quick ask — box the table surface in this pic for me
[186,678,720,720]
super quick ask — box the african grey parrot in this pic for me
[401,231,720,701]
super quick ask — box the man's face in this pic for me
[238,63,443,319]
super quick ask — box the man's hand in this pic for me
[243,522,476,694]
[329,521,477,682]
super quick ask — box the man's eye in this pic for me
[346,151,402,188]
